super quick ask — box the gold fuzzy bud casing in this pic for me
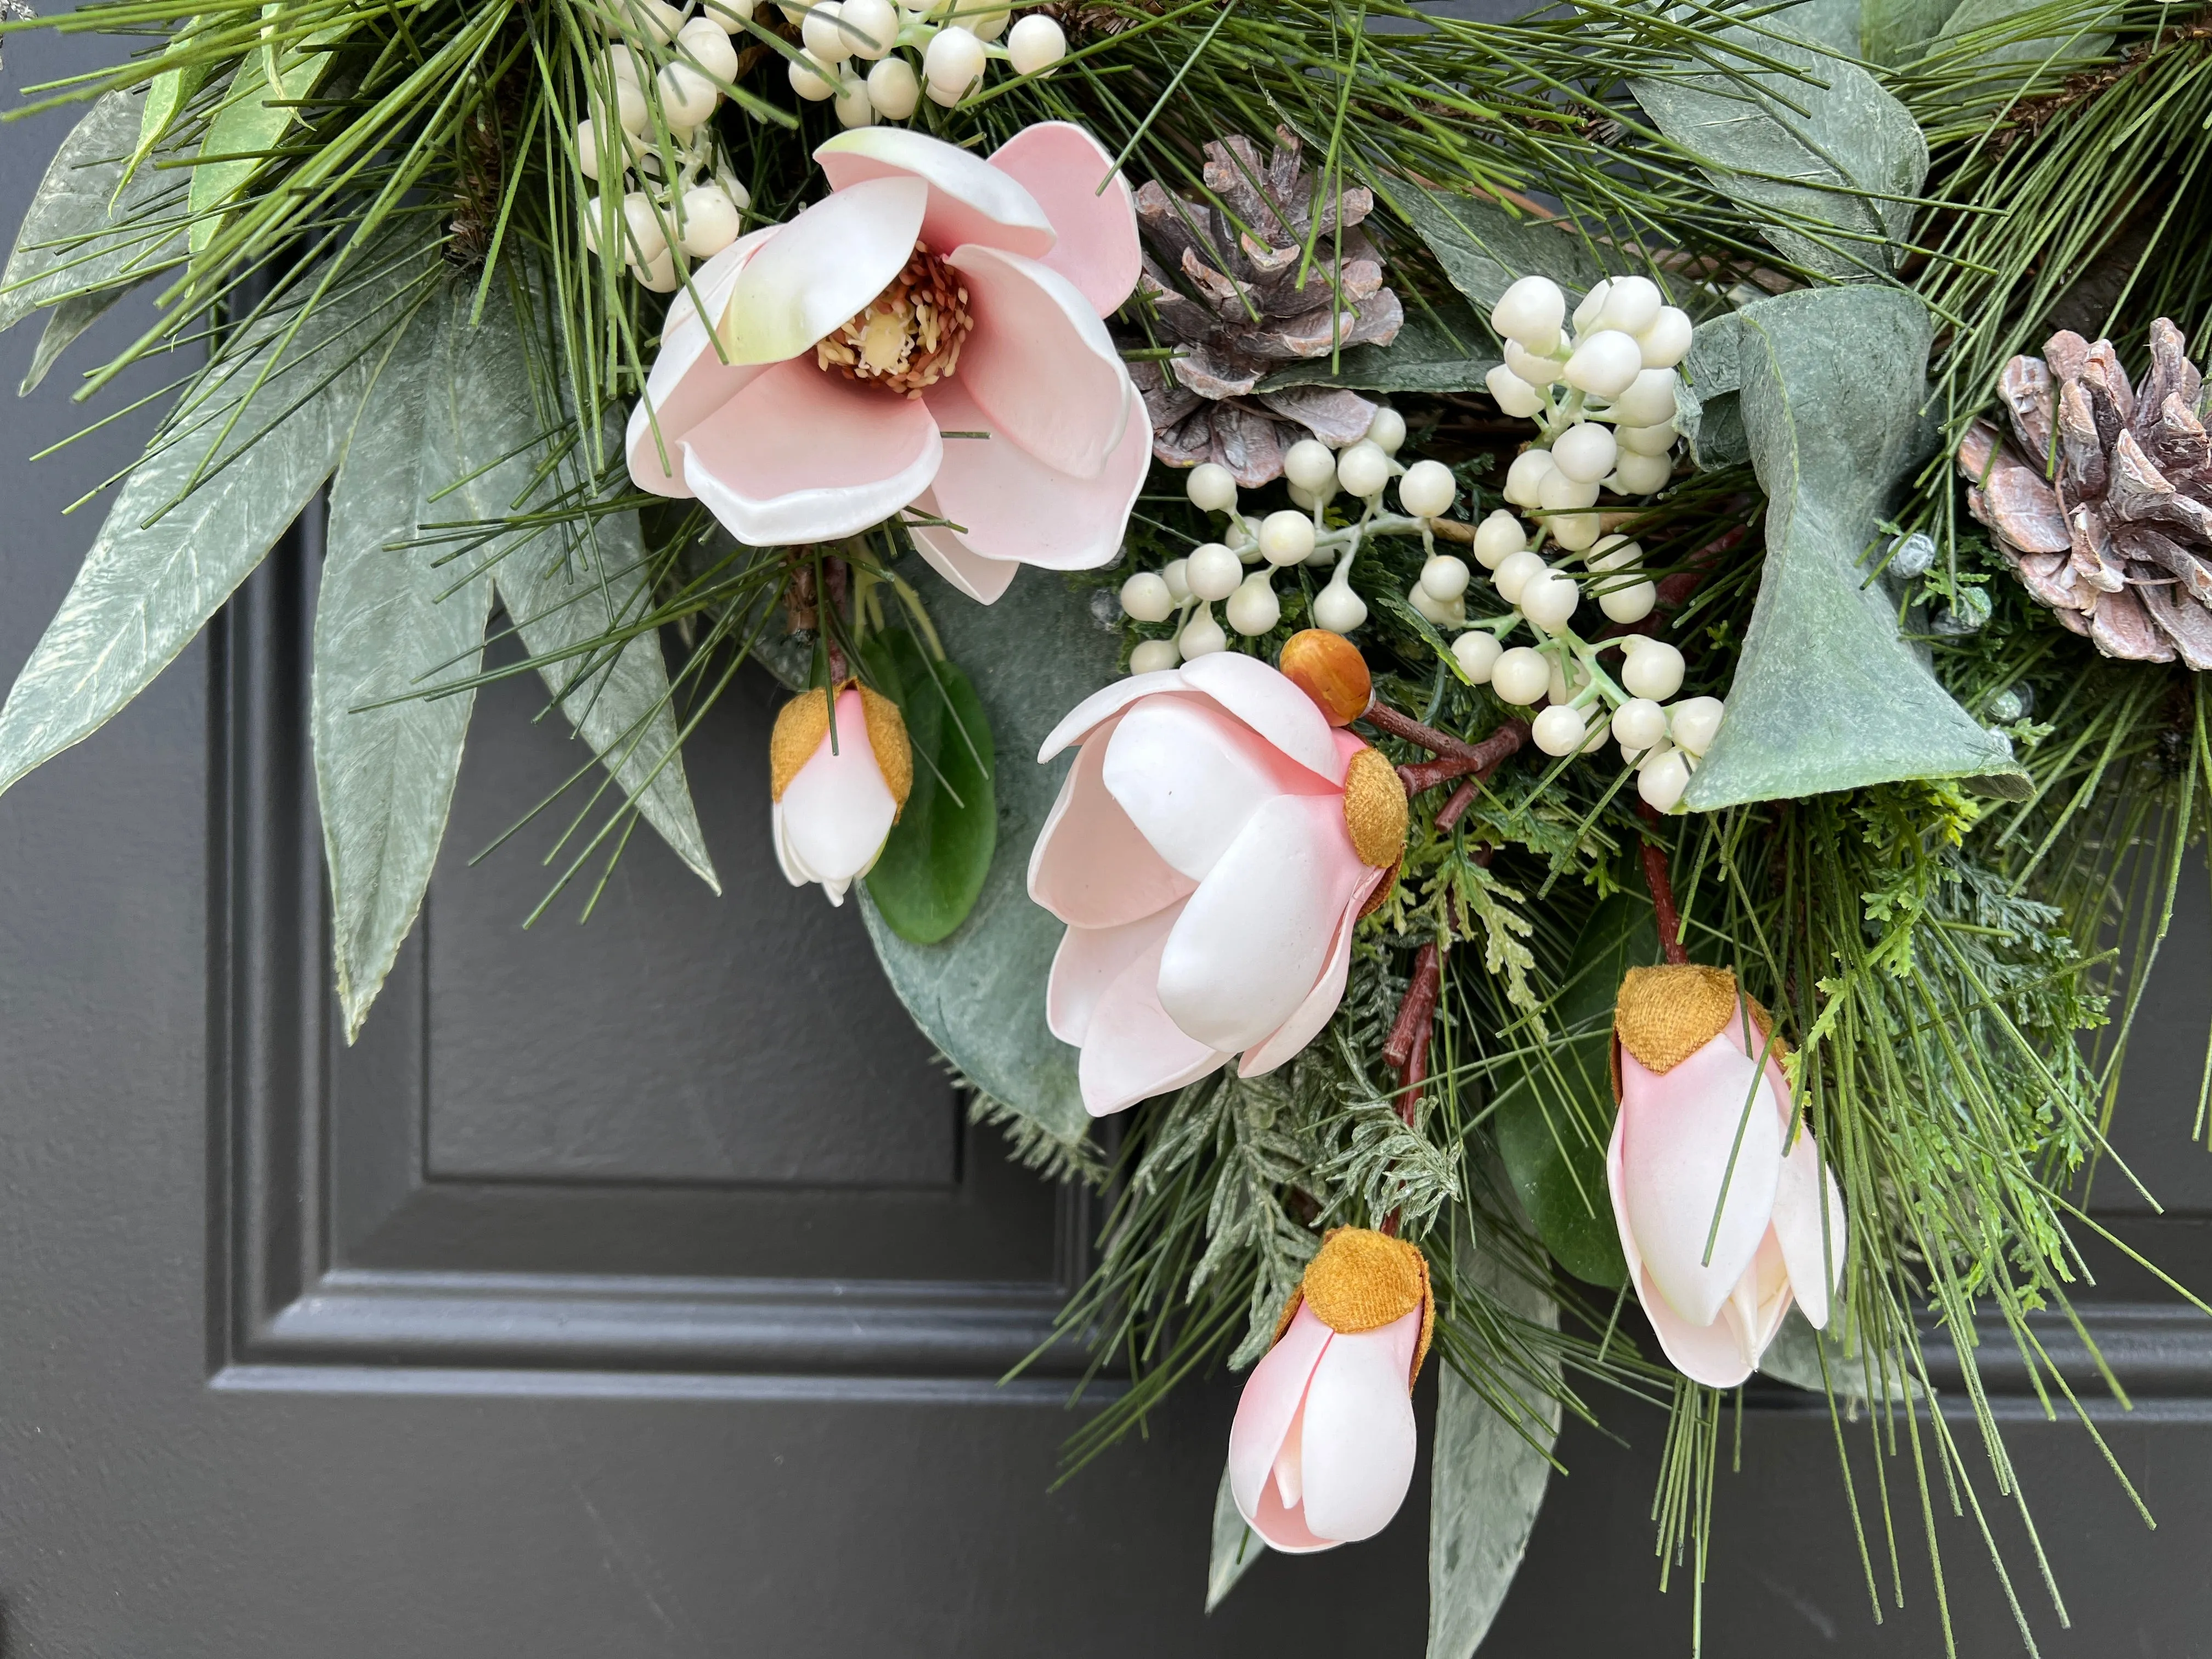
[1341,744,1408,868]
[1272,1226,1435,1391]
[1610,964,1788,1100]
[769,682,915,817]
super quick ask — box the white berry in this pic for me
[1622,640,1686,701]
[1531,704,1589,757]
[678,16,741,76]
[803,1,852,59]
[1550,421,1618,483]
[1564,330,1644,399]
[1618,421,1679,456]
[1130,639,1181,675]
[1548,511,1601,552]
[866,54,921,119]
[1537,467,1598,511]
[1186,463,1237,514]
[631,245,679,291]
[1471,510,1528,570]
[1120,570,1174,622]
[1611,368,1679,427]
[833,71,875,127]
[1486,364,1544,419]
[790,50,840,98]
[1595,274,1662,336]
[838,0,899,55]
[1178,606,1227,659]
[1638,748,1690,812]
[1504,338,1563,386]
[1491,275,1567,346]
[1572,279,1610,333]
[923,25,984,102]
[699,0,755,24]
[1283,439,1335,492]
[1419,554,1470,602]
[1611,698,1667,753]
[618,191,667,261]
[1008,12,1066,72]
[1493,549,1547,605]
[1520,569,1579,631]
[1598,579,1657,623]
[1160,558,1190,602]
[1312,583,1368,634]
[1668,696,1726,757]
[1258,510,1316,565]
[1410,585,1463,627]
[1637,306,1694,369]
[1335,440,1392,499]
[1613,450,1675,495]
[1589,535,1640,573]
[679,184,743,257]
[1452,631,1502,684]
[1503,448,1556,509]
[1226,573,1280,636]
[1365,407,1408,454]
[1186,541,1242,601]
[1491,647,1550,706]
[1398,459,1456,519]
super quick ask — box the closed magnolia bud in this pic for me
[770,683,913,905]
[1278,628,1372,725]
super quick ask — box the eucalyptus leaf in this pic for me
[1861,0,1965,62]
[1683,285,2022,808]
[1760,1306,1917,1401]
[1931,0,2114,97]
[453,276,715,890]
[1393,187,1604,314]
[1631,25,1928,279]
[1204,1461,1262,1613]
[20,284,130,395]
[1260,306,1498,396]
[1426,1243,1560,1659]
[1489,894,1655,1289]
[861,627,996,945]
[1,90,185,335]
[314,289,499,1041]
[1674,310,1751,471]
[858,564,1124,1142]
[190,37,335,257]
[0,229,433,800]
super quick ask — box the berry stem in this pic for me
[1637,800,1690,965]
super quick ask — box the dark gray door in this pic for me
[2,24,2210,1659]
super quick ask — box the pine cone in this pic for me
[1127,128,1404,488]
[1957,320,2212,668]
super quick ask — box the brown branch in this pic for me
[1637,800,1690,966]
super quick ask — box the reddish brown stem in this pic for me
[1361,698,1486,761]
[1637,800,1690,965]
[824,557,850,683]
[1380,943,1442,1240]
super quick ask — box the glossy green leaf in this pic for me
[861,626,996,945]
[1490,894,1654,1290]
[0,229,433,800]
[190,36,335,257]
[1259,306,1498,396]
[0,90,185,336]
[1632,25,1927,279]
[1684,286,2023,808]
[442,281,716,891]
[314,289,499,1041]
[129,40,209,187]
[1204,1461,1262,1613]
[858,563,1124,1142]
[1394,187,1604,313]
[1426,1241,1560,1659]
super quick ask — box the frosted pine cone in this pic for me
[1128,129,1404,488]
[1957,320,2212,668]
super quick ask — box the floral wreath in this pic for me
[1,0,2207,1647]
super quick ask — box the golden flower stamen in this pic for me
[815,239,975,399]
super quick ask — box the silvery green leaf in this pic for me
[1932,0,2114,97]
[1683,286,2022,808]
[1675,311,1751,471]
[1204,1462,1262,1613]
[128,44,208,185]
[1259,307,1498,396]
[1760,1307,1916,1402]
[1861,0,1966,61]
[1427,1244,1559,1659]
[1632,26,1928,279]
[314,289,497,1041]
[0,89,185,335]
[19,283,128,395]
[0,229,433,799]
[859,562,1124,1141]
[460,281,717,892]
[190,38,335,256]
[1393,187,1605,313]
[1776,0,1867,56]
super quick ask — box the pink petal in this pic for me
[1770,1130,1847,1329]
[1157,793,1372,1054]
[1637,1263,1759,1388]
[815,126,1056,259]
[719,175,928,364]
[1229,1304,1333,1528]
[946,244,1130,480]
[1617,1037,1785,1329]
[1037,672,1192,762]
[1177,651,1348,785]
[1026,729,1196,929]
[1047,903,1184,1047]
[1076,922,1232,1116]
[919,377,1150,572]
[1245,1466,1337,1554]
[987,121,1142,317]
[627,228,780,496]
[1102,695,1321,883]
[1726,1231,1796,1364]
[680,358,942,545]
[778,688,897,888]
[1297,1307,1421,1543]
[1711,994,1795,1128]
[1237,870,1382,1077]
[906,511,1022,603]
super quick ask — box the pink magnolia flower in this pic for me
[1228,1228,1432,1552]
[626,121,1149,604]
[1028,651,1408,1118]
[769,682,912,906]
[1607,966,1848,1387]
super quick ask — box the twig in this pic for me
[1637,799,1690,966]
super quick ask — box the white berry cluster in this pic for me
[782,0,1065,124]
[1116,407,1459,672]
[578,1,754,290]
[1483,273,1690,533]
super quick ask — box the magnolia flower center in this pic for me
[814,240,974,400]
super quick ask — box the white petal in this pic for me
[1229,1303,1333,1524]
[718,175,927,364]
[1026,730,1196,929]
[919,377,1150,572]
[1047,904,1184,1047]
[1617,1039,1786,1330]
[1037,672,1191,763]
[1236,867,1381,1077]
[1156,793,1371,1054]
[1074,921,1231,1116]
[946,244,1130,481]
[1101,696,1308,882]
[778,697,898,886]
[1297,1308,1420,1543]
[815,125,1054,258]
[626,227,780,495]
[906,509,1023,603]
[1770,1129,1847,1329]
[1177,650,1347,785]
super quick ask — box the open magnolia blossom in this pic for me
[1229,1228,1433,1551]
[769,683,913,905]
[1607,965,1848,1387]
[626,120,1148,604]
[1028,651,1408,1117]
